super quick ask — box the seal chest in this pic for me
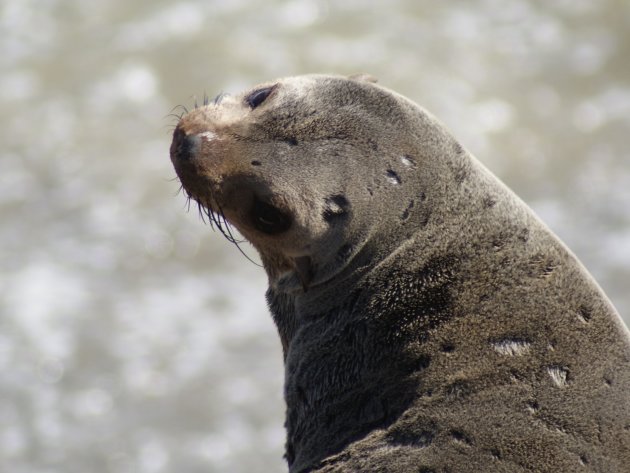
[169,74,630,472]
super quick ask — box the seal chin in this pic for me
[271,235,369,294]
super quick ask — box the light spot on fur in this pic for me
[547,366,569,387]
[492,339,531,356]
[400,155,415,167]
[323,194,350,222]
[199,131,217,141]
[386,169,401,185]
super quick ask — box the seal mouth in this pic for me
[170,115,295,241]
[168,124,243,245]
[250,197,292,235]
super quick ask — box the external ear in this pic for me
[348,73,378,83]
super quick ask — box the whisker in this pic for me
[213,92,228,105]
[187,201,262,267]
[213,206,261,266]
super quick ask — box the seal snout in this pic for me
[170,126,202,164]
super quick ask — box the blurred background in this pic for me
[1,0,629,472]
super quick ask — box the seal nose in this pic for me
[170,127,201,163]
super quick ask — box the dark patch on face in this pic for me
[285,137,298,146]
[441,342,455,353]
[367,138,378,151]
[518,227,529,243]
[250,197,292,234]
[400,199,415,221]
[419,192,427,202]
[386,169,401,185]
[323,194,350,222]
[251,160,262,166]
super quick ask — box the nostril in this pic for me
[171,128,201,162]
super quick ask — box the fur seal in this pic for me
[169,74,630,472]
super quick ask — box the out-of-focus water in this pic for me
[1,1,629,471]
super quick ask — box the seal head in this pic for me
[170,75,444,294]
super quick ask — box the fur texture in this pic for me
[170,75,630,472]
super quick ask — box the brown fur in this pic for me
[170,74,630,472]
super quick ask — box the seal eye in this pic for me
[251,198,291,234]
[246,86,275,109]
